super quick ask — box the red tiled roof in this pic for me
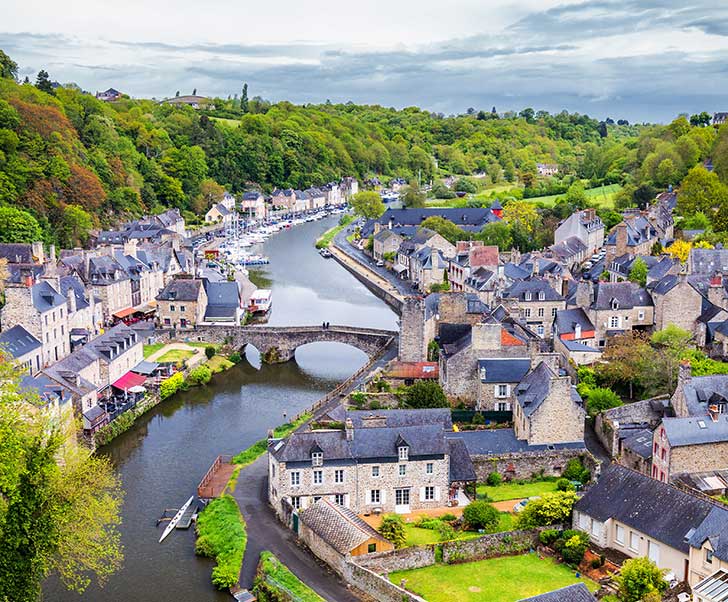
[386,361,439,379]
[112,371,146,390]
[470,245,499,268]
[113,307,135,319]
[501,328,525,347]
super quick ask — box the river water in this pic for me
[47,216,397,602]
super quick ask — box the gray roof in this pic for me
[0,243,35,264]
[447,437,476,482]
[681,374,728,417]
[299,499,390,554]
[132,360,159,375]
[20,373,72,408]
[554,308,594,336]
[157,279,203,302]
[478,358,531,383]
[574,464,715,554]
[592,281,652,310]
[31,280,66,312]
[204,280,239,307]
[690,248,728,275]
[347,408,452,430]
[59,275,90,310]
[663,414,728,447]
[0,325,42,358]
[515,362,557,417]
[688,506,728,562]
[620,428,654,459]
[362,207,500,237]
[606,215,656,248]
[456,429,586,455]
[518,583,596,602]
[550,236,587,262]
[502,278,564,302]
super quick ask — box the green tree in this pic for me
[350,190,385,219]
[677,166,728,217]
[420,216,467,244]
[628,257,648,286]
[0,49,18,79]
[35,69,53,94]
[454,178,477,194]
[515,491,577,529]
[401,183,426,208]
[584,387,623,417]
[60,204,94,248]
[475,222,513,249]
[564,181,587,207]
[502,200,539,233]
[0,206,43,243]
[462,501,500,531]
[379,515,406,548]
[188,365,212,385]
[0,354,123,600]
[205,345,216,360]
[405,380,448,409]
[615,557,667,602]
[241,83,249,113]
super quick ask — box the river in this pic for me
[46,215,398,602]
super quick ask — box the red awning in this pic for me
[112,371,147,391]
[113,307,135,319]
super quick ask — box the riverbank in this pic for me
[315,214,353,248]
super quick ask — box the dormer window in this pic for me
[611,298,619,310]
[538,291,545,301]
[311,451,323,467]
[398,446,409,461]
[524,291,532,301]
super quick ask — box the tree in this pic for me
[0,206,43,243]
[475,222,512,249]
[350,190,385,219]
[502,200,539,233]
[628,257,648,286]
[420,216,467,244]
[564,181,587,207]
[615,557,667,602]
[188,364,212,385]
[515,491,577,529]
[405,380,448,409]
[205,345,217,360]
[0,354,123,600]
[596,332,652,399]
[665,239,692,263]
[241,83,249,113]
[462,501,500,531]
[584,387,622,417]
[690,112,712,127]
[454,178,477,193]
[519,107,535,123]
[198,178,226,209]
[677,166,728,217]
[192,87,197,96]
[0,49,18,79]
[379,515,406,548]
[60,204,94,248]
[35,69,53,94]
[401,183,426,208]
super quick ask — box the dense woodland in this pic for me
[1,49,728,249]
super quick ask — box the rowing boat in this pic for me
[158,496,194,543]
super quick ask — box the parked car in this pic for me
[513,496,541,513]
[376,260,384,267]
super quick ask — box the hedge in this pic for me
[195,495,246,589]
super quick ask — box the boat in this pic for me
[158,495,194,543]
[248,289,272,314]
[319,248,332,258]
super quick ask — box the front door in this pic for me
[395,488,410,514]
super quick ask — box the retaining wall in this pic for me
[343,561,426,602]
[471,448,598,480]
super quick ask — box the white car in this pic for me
[513,496,541,513]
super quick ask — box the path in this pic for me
[583,421,611,472]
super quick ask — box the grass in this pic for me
[477,479,559,502]
[195,495,246,589]
[526,183,622,208]
[404,513,513,546]
[230,412,312,468]
[188,341,222,351]
[255,551,324,602]
[143,343,165,358]
[210,116,241,128]
[315,214,353,248]
[206,355,234,373]
[156,348,195,363]
[389,554,597,602]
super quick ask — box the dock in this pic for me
[197,455,235,499]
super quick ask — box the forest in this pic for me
[1,49,727,249]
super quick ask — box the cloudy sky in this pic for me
[3,0,728,122]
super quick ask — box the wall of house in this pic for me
[689,540,724,587]
[553,336,602,367]
[588,305,654,346]
[470,448,592,480]
[477,379,519,412]
[526,378,585,445]
[517,299,565,339]
[351,537,393,556]
[653,281,703,333]
[343,561,427,602]
[399,297,427,362]
[667,441,728,478]
[298,522,347,575]
[92,280,133,321]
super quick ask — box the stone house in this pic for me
[604,215,657,263]
[0,324,43,375]
[395,228,456,281]
[149,208,186,236]
[650,274,704,334]
[321,182,342,205]
[573,463,724,585]
[205,203,233,225]
[59,274,103,345]
[476,357,531,412]
[361,207,501,239]
[687,506,728,588]
[397,295,440,362]
[554,209,605,256]
[271,188,297,210]
[298,499,393,575]
[293,190,310,213]
[552,308,601,365]
[513,362,585,446]
[448,242,499,293]
[340,176,359,198]
[203,280,242,324]
[648,192,676,244]
[410,247,449,292]
[305,187,327,210]
[500,278,566,339]
[268,408,475,517]
[137,245,184,285]
[240,191,267,220]
[462,266,498,305]
[2,278,70,367]
[372,229,404,262]
[156,278,208,329]
[549,236,588,269]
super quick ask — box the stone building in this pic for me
[554,208,605,256]
[372,229,404,262]
[513,362,585,446]
[476,357,531,412]
[448,242,499,293]
[500,278,566,339]
[395,228,456,283]
[156,278,208,328]
[552,308,601,365]
[604,214,657,262]
[0,324,43,375]
[268,409,475,517]
[398,295,439,362]
[650,274,704,334]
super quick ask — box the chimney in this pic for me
[345,418,354,441]
[709,273,726,309]
[48,244,56,264]
[671,360,692,418]
[373,221,383,235]
[66,287,77,314]
[123,239,138,258]
[678,360,692,386]
[31,241,44,265]
[709,404,720,422]
[471,323,501,351]
[615,222,628,258]
[561,277,570,298]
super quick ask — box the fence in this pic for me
[451,410,512,424]
[196,454,233,499]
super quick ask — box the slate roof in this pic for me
[550,236,587,262]
[606,215,656,248]
[518,583,596,602]
[502,278,564,302]
[447,438,477,482]
[242,191,263,200]
[688,506,728,562]
[0,243,35,264]
[204,280,239,307]
[503,262,531,281]
[515,362,558,417]
[438,323,472,357]
[621,428,654,459]
[31,281,66,312]
[373,229,403,243]
[663,414,728,447]
[679,374,728,417]
[455,429,586,455]
[690,248,728,275]
[0,325,42,358]
[157,279,203,302]
[299,499,390,554]
[347,408,452,430]
[554,308,595,336]
[650,274,701,297]
[97,230,129,245]
[20,373,72,408]
[362,207,500,237]
[478,358,531,383]
[574,463,715,554]
[59,275,90,310]
[591,281,652,310]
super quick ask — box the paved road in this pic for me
[584,420,611,474]
[233,457,361,601]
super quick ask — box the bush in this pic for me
[561,531,590,566]
[486,472,502,486]
[350,391,367,407]
[229,351,242,363]
[591,558,603,569]
[437,521,455,541]
[562,458,590,483]
[539,529,560,546]
[205,345,216,360]
[195,495,246,590]
[379,514,406,548]
[159,372,185,400]
[440,513,457,522]
[615,557,667,602]
[556,478,575,492]
[188,364,213,385]
[585,387,623,417]
[405,380,449,409]
[462,501,500,531]
[515,491,577,529]
[472,412,485,425]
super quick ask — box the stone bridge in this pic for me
[184,324,398,363]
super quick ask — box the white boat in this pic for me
[248,289,272,314]
[159,496,194,543]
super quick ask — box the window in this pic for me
[399,464,407,476]
[648,540,660,565]
[552,307,558,317]
[426,463,433,474]
[290,471,300,487]
[538,307,544,317]
[591,519,601,537]
[537,325,544,336]
[395,488,410,506]
[638,310,645,320]
[290,496,301,509]
[629,531,639,552]
[611,298,620,310]
[615,524,625,545]
[164,318,171,326]
[370,489,381,504]
[170,305,175,311]
[654,442,658,455]
[398,446,409,461]
[368,543,377,553]
[609,316,620,329]
[311,452,323,467]
[497,402,510,411]
[313,470,323,484]
[334,493,346,506]
[525,292,532,301]
[372,466,380,478]
[496,384,509,398]
[706,548,714,564]
[335,469,344,484]
[424,486,435,501]
[313,496,322,503]
[524,308,531,318]
[538,291,545,301]
[661,448,666,460]
[180,305,186,312]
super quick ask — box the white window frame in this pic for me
[311,452,323,467]
[313,469,323,485]
[638,310,645,320]
[398,446,409,461]
[334,469,344,484]
[615,524,625,545]
[426,462,434,474]
[399,464,407,476]
[495,384,510,398]
[497,402,510,411]
[629,531,639,552]
[524,308,531,318]
[334,493,346,506]
[370,489,381,504]
[290,496,301,509]
[538,307,544,317]
[609,315,620,329]
[290,471,300,488]
[371,465,380,478]
[424,486,435,501]
[648,540,660,565]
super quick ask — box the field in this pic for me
[143,343,165,358]
[526,183,621,208]
[477,479,559,502]
[205,355,234,373]
[389,554,597,602]
[209,116,241,128]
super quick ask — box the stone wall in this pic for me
[355,544,435,574]
[471,448,595,480]
[399,297,427,362]
[343,561,427,602]
[298,521,346,575]
[594,397,666,456]
[441,529,539,564]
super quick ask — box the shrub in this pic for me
[229,351,242,363]
[591,558,603,569]
[405,380,449,409]
[205,345,216,359]
[195,495,246,590]
[615,557,667,602]
[440,513,457,522]
[160,372,184,400]
[562,458,589,482]
[561,531,590,566]
[379,514,406,548]
[556,478,575,492]
[486,472,502,486]
[462,500,500,531]
[515,491,578,529]
[437,521,455,541]
[585,387,623,417]
[539,529,560,546]
[472,412,485,426]
[188,364,213,385]
[350,391,367,407]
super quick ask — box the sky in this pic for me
[3,0,728,122]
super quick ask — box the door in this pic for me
[395,488,410,514]
[292,512,299,534]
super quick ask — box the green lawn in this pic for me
[404,512,513,546]
[210,116,241,128]
[188,341,222,351]
[526,183,621,208]
[389,554,597,602]
[156,349,195,363]
[477,479,559,502]
[206,355,234,373]
[143,343,165,358]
